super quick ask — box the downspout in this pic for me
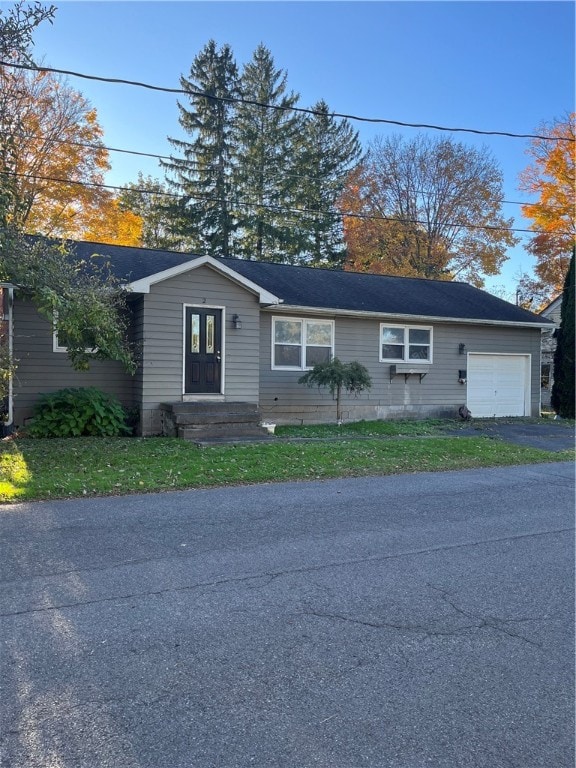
[1,283,14,428]
[7,283,13,427]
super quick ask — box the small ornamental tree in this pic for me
[299,358,372,424]
[551,249,575,418]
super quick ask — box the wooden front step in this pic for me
[160,401,270,441]
[169,401,259,416]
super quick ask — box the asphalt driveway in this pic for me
[452,419,575,452]
[1,462,574,768]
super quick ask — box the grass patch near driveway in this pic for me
[276,418,454,438]
[275,416,576,438]
[0,430,572,503]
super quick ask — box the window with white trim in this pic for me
[380,324,432,363]
[53,321,97,354]
[272,317,334,370]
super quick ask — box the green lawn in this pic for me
[275,418,459,438]
[0,420,573,503]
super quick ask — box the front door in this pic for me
[184,307,222,394]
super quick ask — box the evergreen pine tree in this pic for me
[233,44,303,262]
[551,249,575,418]
[293,100,361,267]
[163,40,239,257]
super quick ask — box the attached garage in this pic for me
[467,353,531,418]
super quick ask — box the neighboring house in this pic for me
[539,293,563,409]
[7,240,554,435]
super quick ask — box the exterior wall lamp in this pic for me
[232,314,242,330]
[459,343,466,355]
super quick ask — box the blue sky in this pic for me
[22,1,576,295]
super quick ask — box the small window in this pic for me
[53,325,97,354]
[380,324,432,363]
[272,317,334,370]
[541,363,551,390]
[190,313,200,353]
[206,315,215,354]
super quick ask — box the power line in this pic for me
[2,60,574,144]
[0,129,557,211]
[4,168,572,237]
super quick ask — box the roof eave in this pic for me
[265,304,553,328]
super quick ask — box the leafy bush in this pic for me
[28,387,130,438]
[299,358,372,423]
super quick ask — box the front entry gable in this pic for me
[134,263,264,433]
[127,255,282,307]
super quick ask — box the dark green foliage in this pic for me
[28,387,130,438]
[163,40,239,256]
[160,42,361,265]
[294,100,362,267]
[299,358,372,422]
[299,358,372,396]
[551,250,575,418]
[233,44,303,262]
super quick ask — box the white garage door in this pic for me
[467,354,530,418]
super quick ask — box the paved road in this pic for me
[1,462,574,768]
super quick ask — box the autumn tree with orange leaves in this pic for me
[0,65,142,245]
[342,135,517,287]
[0,4,137,376]
[517,112,575,305]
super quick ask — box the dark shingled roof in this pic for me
[67,239,550,326]
[67,239,194,283]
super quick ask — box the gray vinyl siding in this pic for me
[11,278,543,432]
[11,298,134,427]
[259,311,542,424]
[138,265,261,434]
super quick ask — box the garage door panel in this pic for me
[467,354,529,418]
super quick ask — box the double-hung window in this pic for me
[272,317,334,370]
[380,324,432,363]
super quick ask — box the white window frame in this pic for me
[52,313,97,353]
[379,323,433,364]
[271,317,335,371]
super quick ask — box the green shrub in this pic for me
[28,387,130,438]
[299,358,372,423]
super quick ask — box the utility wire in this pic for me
[2,60,574,143]
[4,168,572,237]
[0,130,557,211]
